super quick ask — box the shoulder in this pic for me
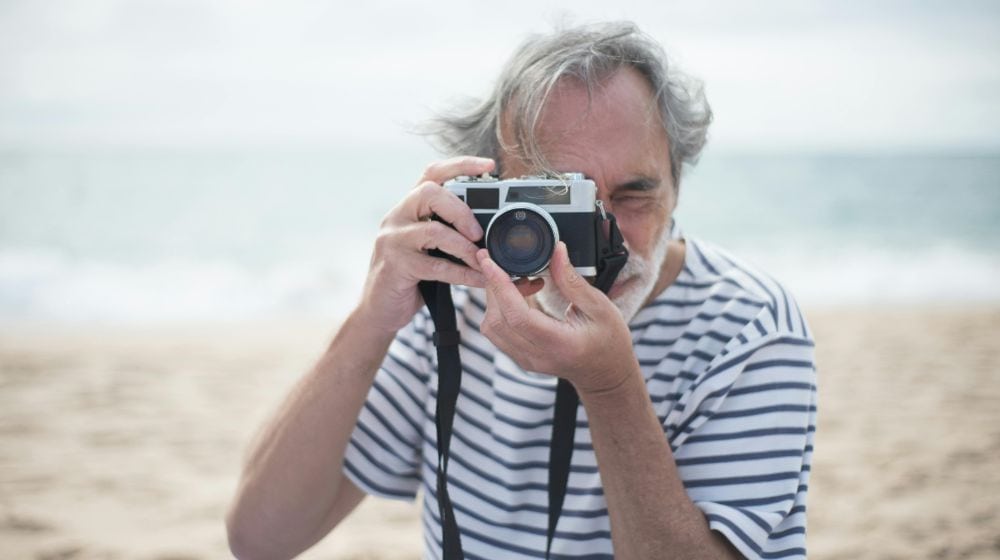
[632,236,815,384]
[665,236,812,341]
[635,237,817,451]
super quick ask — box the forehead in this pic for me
[542,68,661,137]
[500,67,671,181]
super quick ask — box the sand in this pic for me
[1,306,999,559]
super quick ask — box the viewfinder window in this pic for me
[505,186,571,205]
[467,188,500,209]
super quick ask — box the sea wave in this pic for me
[1,242,998,326]
[0,249,365,325]
[741,242,1000,307]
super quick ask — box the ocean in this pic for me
[1,146,998,325]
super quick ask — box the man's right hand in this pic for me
[356,156,495,334]
[225,156,492,556]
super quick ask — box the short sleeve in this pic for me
[343,312,434,501]
[669,325,817,559]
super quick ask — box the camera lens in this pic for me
[486,203,559,277]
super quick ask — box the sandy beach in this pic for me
[2,306,999,559]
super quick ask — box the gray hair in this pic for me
[422,21,712,187]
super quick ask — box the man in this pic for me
[227,22,816,560]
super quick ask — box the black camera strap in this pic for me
[418,279,465,559]
[420,209,627,560]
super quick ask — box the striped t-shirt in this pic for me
[344,233,817,559]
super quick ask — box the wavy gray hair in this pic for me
[422,21,712,187]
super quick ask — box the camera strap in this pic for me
[418,279,465,560]
[420,209,627,560]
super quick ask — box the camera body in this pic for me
[445,173,601,278]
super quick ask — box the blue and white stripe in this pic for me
[345,233,817,559]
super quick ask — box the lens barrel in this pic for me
[485,203,559,277]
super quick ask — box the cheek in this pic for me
[617,202,671,254]
[604,192,674,257]
[617,220,657,258]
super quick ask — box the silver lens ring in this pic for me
[485,202,560,277]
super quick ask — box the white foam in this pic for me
[0,249,367,326]
[738,242,1000,307]
[2,241,998,327]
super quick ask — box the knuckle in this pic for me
[489,280,506,299]
[421,162,442,181]
[372,230,393,253]
[429,255,449,275]
[465,245,483,265]
[564,268,583,287]
[380,198,407,227]
[417,181,439,199]
[463,266,481,285]
[506,310,524,327]
[420,224,438,249]
[428,220,451,237]
[506,310,529,330]
[486,316,505,335]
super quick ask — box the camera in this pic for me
[444,173,602,278]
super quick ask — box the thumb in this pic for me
[549,242,604,314]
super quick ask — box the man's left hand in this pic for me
[477,242,639,395]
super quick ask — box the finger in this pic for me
[548,242,605,316]
[403,182,483,242]
[419,156,495,185]
[479,260,541,357]
[477,249,560,339]
[478,249,530,320]
[479,315,541,373]
[408,252,486,288]
[405,221,482,271]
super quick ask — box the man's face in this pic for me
[499,67,677,321]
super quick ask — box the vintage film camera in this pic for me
[444,173,603,278]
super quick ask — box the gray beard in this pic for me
[535,224,672,322]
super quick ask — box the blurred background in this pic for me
[2,0,998,325]
[1,1,998,559]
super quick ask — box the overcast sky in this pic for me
[1,0,998,153]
